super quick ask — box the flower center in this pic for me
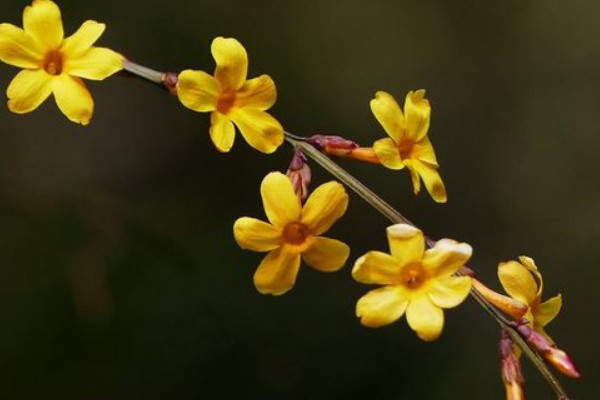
[43,50,64,75]
[398,138,414,160]
[282,222,310,245]
[400,263,426,289]
[217,91,236,114]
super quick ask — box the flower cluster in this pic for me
[0,2,581,400]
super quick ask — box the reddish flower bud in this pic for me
[286,149,312,200]
[307,135,381,164]
[500,332,525,400]
[515,324,580,379]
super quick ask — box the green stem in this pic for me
[123,59,165,85]
[287,136,569,400]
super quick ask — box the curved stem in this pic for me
[286,135,569,400]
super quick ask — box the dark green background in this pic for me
[0,0,597,399]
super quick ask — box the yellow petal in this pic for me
[373,138,404,170]
[302,236,349,272]
[498,260,538,305]
[408,160,447,203]
[233,217,281,252]
[51,74,93,125]
[212,37,247,91]
[229,108,283,154]
[64,47,123,80]
[0,23,43,68]
[356,285,409,328]
[61,20,105,57]
[428,276,472,309]
[534,294,562,328]
[6,69,52,114]
[406,295,444,341]
[235,74,276,110]
[301,181,348,236]
[253,247,301,295]
[422,239,472,278]
[405,161,422,195]
[260,172,301,228]
[518,255,543,297]
[176,69,220,112]
[404,89,431,142]
[209,112,235,152]
[23,0,64,49]
[413,136,438,167]
[386,224,425,267]
[370,91,405,143]
[352,251,403,285]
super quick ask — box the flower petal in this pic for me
[413,136,438,166]
[404,89,430,142]
[0,23,43,68]
[405,161,421,194]
[6,69,52,114]
[64,47,123,80]
[352,251,402,285]
[61,20,105,57]
[260,172,301,228]
[518,256,543,297]
[535,294,562,328]
[386,224,425,267]
[422,239,472,278]
[428,276,472,309]
[233,217,281,252]
[498,260,538,306]
[301,181,348,236]
[370,91,405,143]
[356,285,409,328]
[407,160,447,203]
[209,112,235,152]
[406,295,444,341]
[235,74,276,110]
[373,137,404,170]
[212,37,247,91]
[23,0,64,49]
[51,74,93,125]
[253,247,301,295]
[177,69,220,112]
[230,108,283,154]
[302,236,349,272]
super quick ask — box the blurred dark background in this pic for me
[0,0,598,399]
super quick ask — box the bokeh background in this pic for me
[0,0,598,399]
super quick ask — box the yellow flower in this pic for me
[352,224,472,341]
[370,90,447,203]
[0,0,124,125]
[498,256,562,341]
[233,172,350,295]
[177,37,284,154]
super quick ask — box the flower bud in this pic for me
[515,324,580,379]
[286,149,311,199]
[500,332,525,400]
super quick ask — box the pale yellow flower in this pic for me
[234,172,350,295]
[353,224,472,341]
[370,90,447,203]
[177,37,284,154]
[0,0,124,124]
[498,256,562,341]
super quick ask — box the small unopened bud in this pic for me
[515,324,581,379]
[307,135,381,164]
[500,332,525,400]
[286,149,311,200]
[163,72,179,95]
[472,279,529,320]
